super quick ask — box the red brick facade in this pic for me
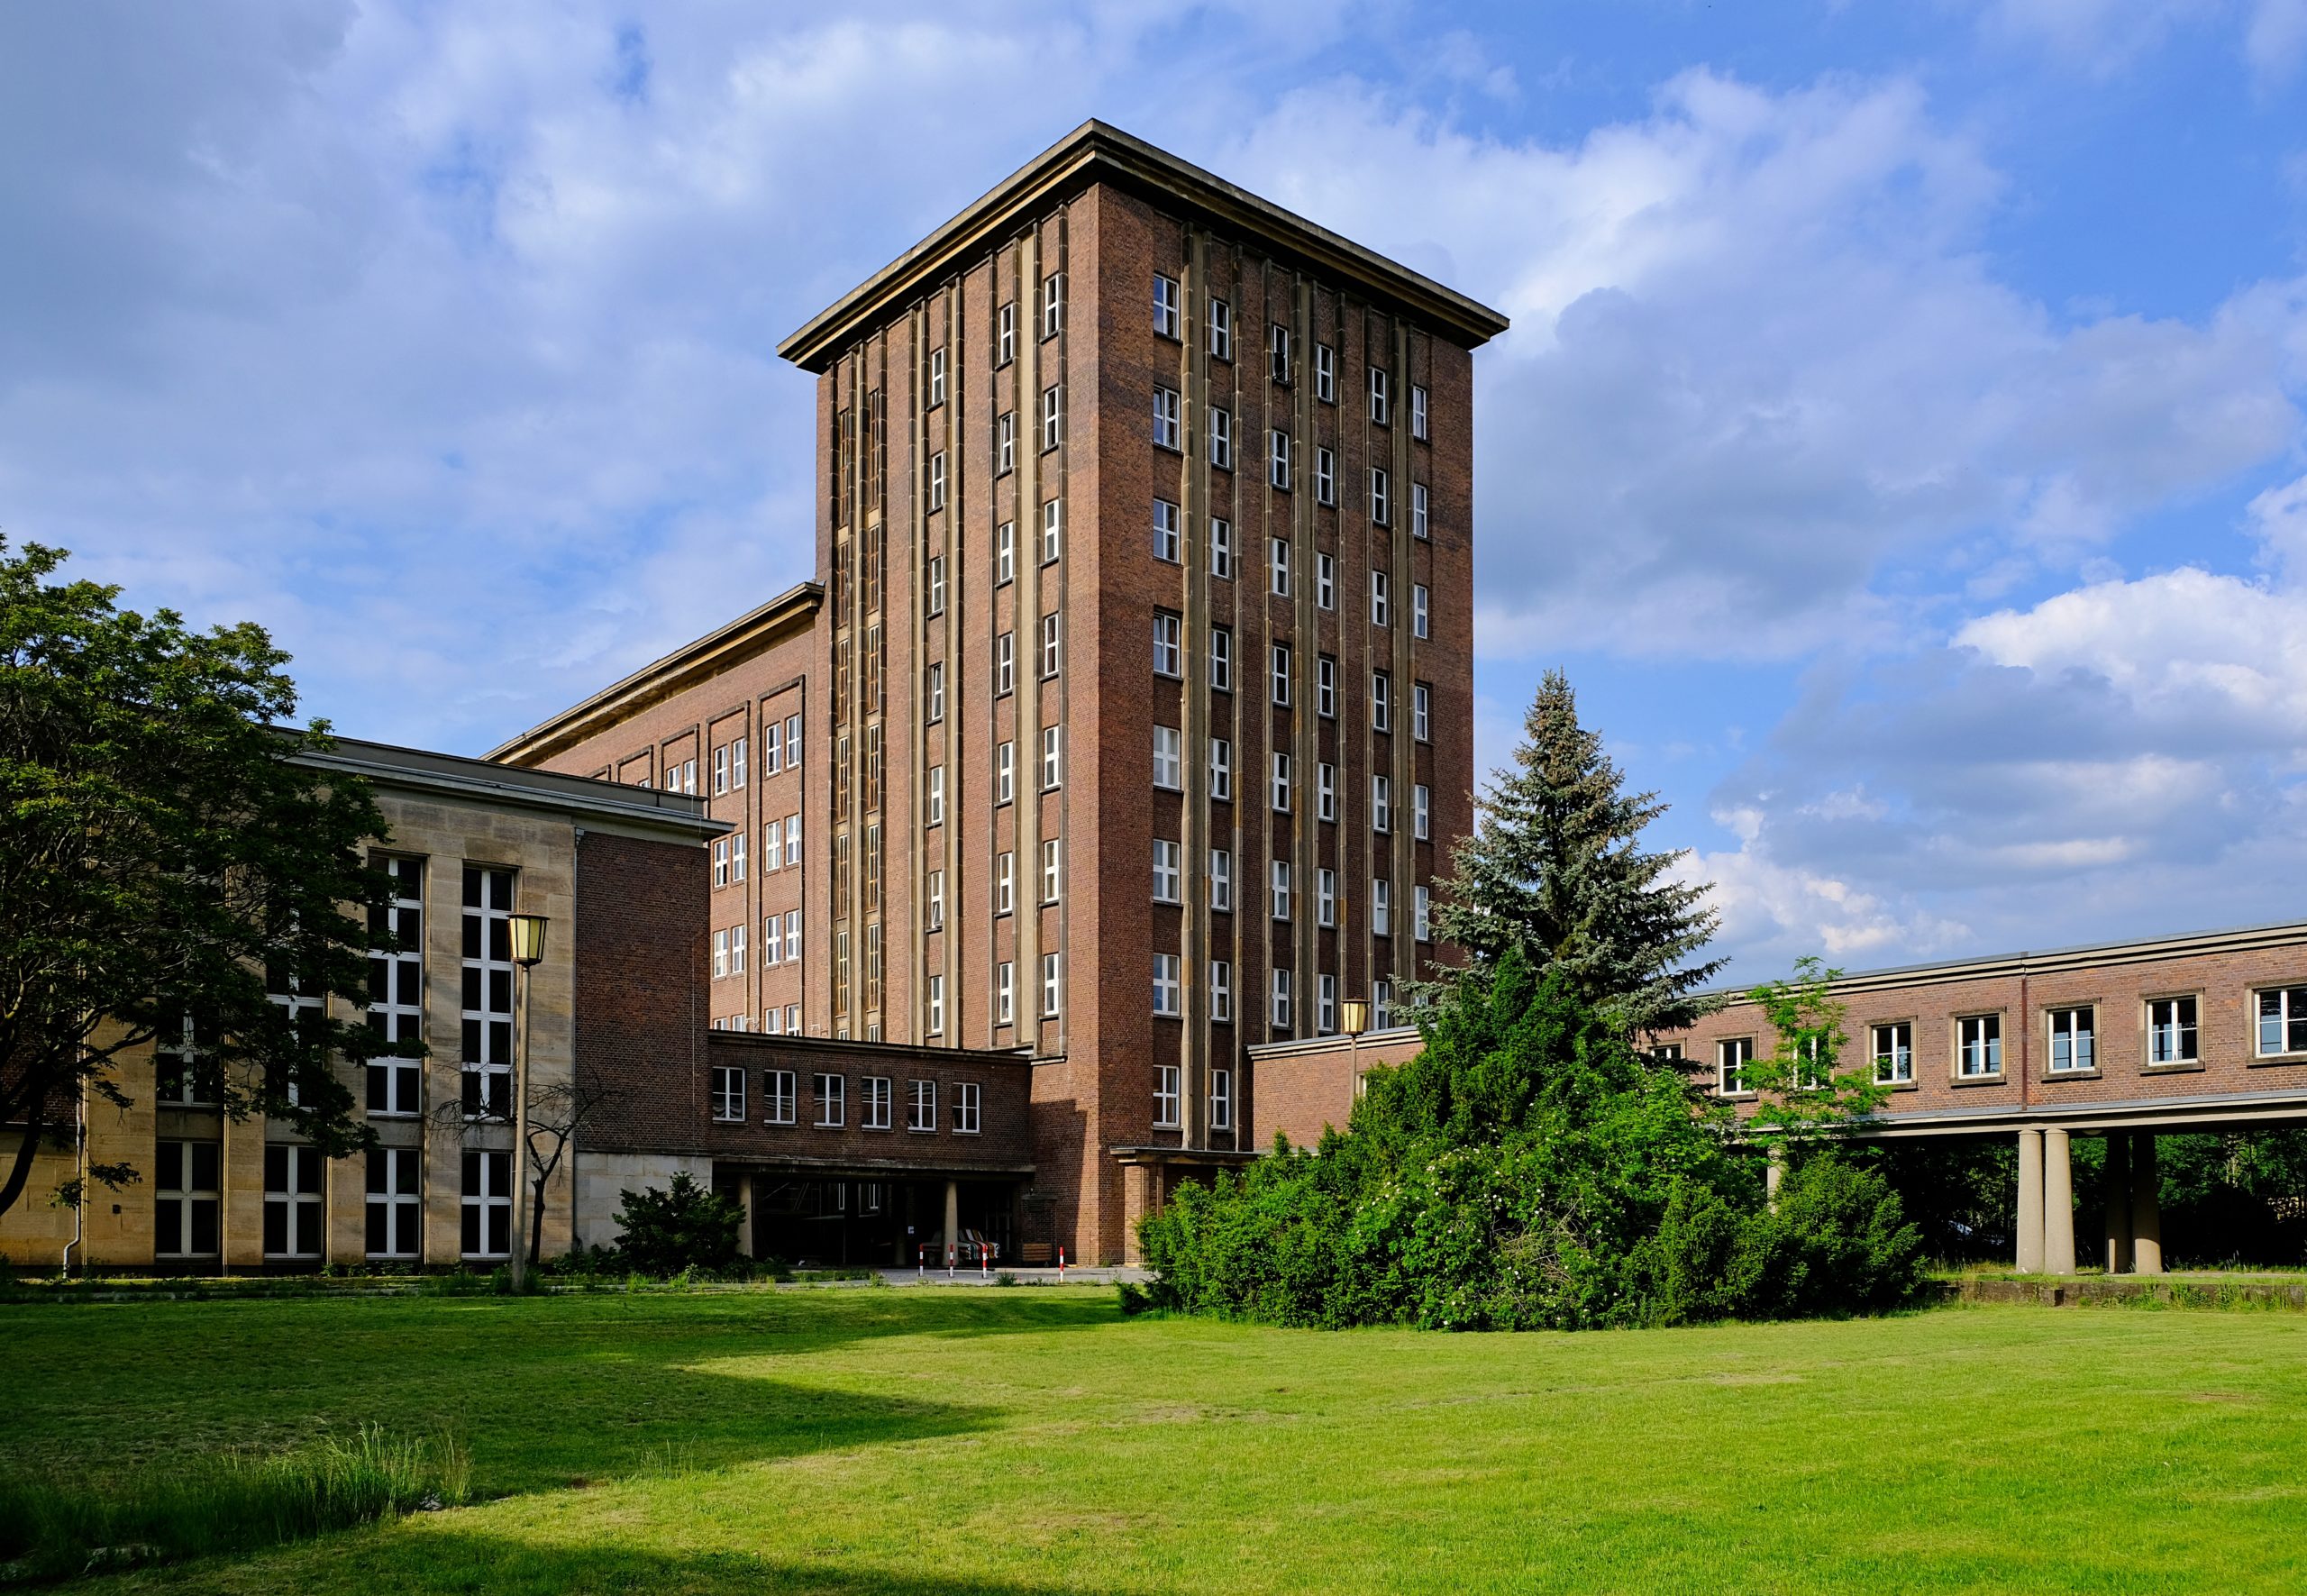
[497,123,1509,1260]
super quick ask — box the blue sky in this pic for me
[5,1,2307,983]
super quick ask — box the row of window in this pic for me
[711,910,806,979]
[707,1068,982,1134]
[1149,274,1433,440]
[1151,1064,1234,1131]
[1704,990,2307,1093]
[153,1139,513,1263]
[713,1006,803,1035]
[699,715,805,798]
[1152,388,1427,529]
[921,272,1064,406]
[1151,732,1434,832]
[711,815,803,888]
[1149,958,1398,1037]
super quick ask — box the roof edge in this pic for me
[779,119,1510,370]
[488,580,823,767]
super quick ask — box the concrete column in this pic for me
[1764,1145,1786,1211]
[2102,1132,2132,1275]
[2015,1127,2045,1274]
[2132,1133,2164,1275]
[736,1173,756,1260]
[2042,1127,2075,1275]
[943,1178,959,1261]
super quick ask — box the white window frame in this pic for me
[2047,1006,2095,1073]
[1153,725,1181,790]
[1272,752,1291,812]
[1272,643,1291,706]
[1210,737,1232,801]
[1153,612,1182,678]
[1154,1063,1181,1126]
[1318,762,1336,822]
[1154,386,1181,450]
[1370,466,1391,524]
[1041,725,1062,789]
[1154,497,1181,562]
[1208,406,1233,470]
[1208,296,1232,360]
[1271,860,1292,922]
[1210,515,1233,579]
[1317,552,1336,611]
[1211,1066,1234,1129]
[1042,952,1063,1017]
[953,1081,981,1135]
[1413,482,1430,540]
[1211,962,1234,1024]
[711,1064,747,1122]
[1042,838,1062,904]
[1317,868,1337,928]
[1957,1013,2004,1077]
[1270,537,1291,596]
[1272,969,1292,1031]
[1371,570,1390,627]
[1154,955,1181,1017]
[1154,839,1181,903]
[1209,626,1232,692]
[2147,995,2200,1065]
[1413,583,1430,638]
[1718,1037,1753,1097]
[863,1076,894,1131]
[908,1078,939,1133]
[1872,1021,1914,1086]
[1315,446,1335,506]
[1315,342,1336,403]
[816,1073,846,1127]
[262,1143,325,1261]
[1210,849,1233,913]
[1154,273,1181,339]
[1269,428,1292,489]
[764,1069,798,1125]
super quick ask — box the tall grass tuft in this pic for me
[0,1425,470,1582]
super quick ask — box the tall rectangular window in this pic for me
[1272,644,1291,706]
[1272,860,1292,922]
[1209,406,1233,470]
[926,661,944,724]
[1414,583,1430,638]
[1042,725,1062,789]
[714,743,730,794]
[997,520,1016,584]
[1315,446,1335,505]
[1315,343,1336,402]
[1317,552,1336,611]
[1041,612,1062,678]
[1210,962,1233,1024]
[1958,1014,2003,1076]
[1370,877,1391,937]
[926,974,945,1035]
[1270,537,1290,596]
[710,1064,747,1121]
[731,923,747,973]
[1369,367,1391,424]
[1414,683,1432,743]
[1272,752,1291,812]
[929,345,947,406]
[1372,671,1391,732]
[364,1147,420,1260]
[732,834,747,881]
[1318,762,1337,822]
[1872,1022,1914,1085]
[1040,837,1063,905]
[1718,1038,1753,1097]
[996,962,1016,1026]
[1208,296,1232,360]
[155,1139,220,1258]
[908,1079,938,1132]
[1371,571,1391,626]
[995,632,1014,696]
[1415,885,1431,942]
[1154,955,1181,1017]
[1319,974,1337,1035]
[997,411,1017,475]
[1210,848,1233,912]
[1372,774,1391,833]
[926,869,944,931]
[1415,784,1430,840]
[2048,1006,2095,1073]
[1042,498,1062,563]
[1412,384,1428,440]
[953,1081,980,1135]
[734,733,749,785]
[1154,498,1181,562]
[1318,656,1336,718]
[1413,482,1430,540]
[1153,612,1182,677]
[1154,274,1181,339]
[1154,1063,1181,1125]
[997,852,1015,915]
[1370,467,1391,524]
[1154,725,1181,790]
[1209,626,1232,691]
[764,1069,798,1125]
[863,1076,893,1130]
[816,1073,845,1127]
[368,855,423,1117]
[1210,515,1233,578]
[1269,429,1292,489]
[1041,384,1063,451]
[998,302,1016,365]
[1272,969,1292,1031]
[1318,868,1337,927]
[2148,996,2200,1063]
[1210,737,1232,800]
[1042,952,1062,1017]
[763,913,783,965]
[460,865,515,1120]
[1154,387,1181,450]
[1154,839,1181,902]
[1269,323,1291,383]
[1042,270,1064,338]
[460,1148,511,1260]
[784,816,801,867]
[928,451,947,511]
[1211,1066,1234,1129]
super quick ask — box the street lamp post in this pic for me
[1340,996,1372,1101]
[505,912,549,1290]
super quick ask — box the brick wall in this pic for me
[698,1035,1033,1172]
[576,829,711,1154]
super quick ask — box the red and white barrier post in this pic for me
[945,1241,955,1279]
[1057,1245,1066,1280]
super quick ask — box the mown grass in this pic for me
[5,1289,2307,1592]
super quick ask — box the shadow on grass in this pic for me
[199,1528,1169,1596]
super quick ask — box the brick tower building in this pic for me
[495,122,1508,1261]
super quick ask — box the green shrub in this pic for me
[612,1173,744,1276]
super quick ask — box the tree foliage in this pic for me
[1737,956,1892,1146]
[611,1172,744,1276]
[1140,950,1924,1330]
[0,539,404,1218]
[1430,669,1722,1034]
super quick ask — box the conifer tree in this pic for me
[1429,669,1723,1035]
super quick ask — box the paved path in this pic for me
[873,1265,1154,1287]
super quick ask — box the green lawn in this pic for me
[8,1287,2307,1593]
